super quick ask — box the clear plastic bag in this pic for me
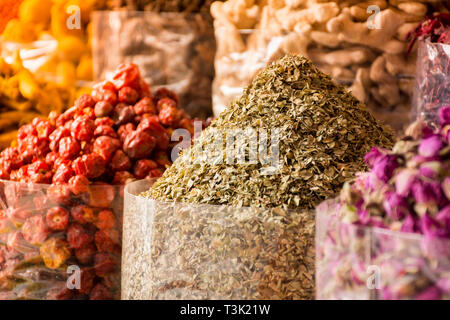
[316,199,450,300]
[0,180,123,300]
[123,180,315,300]
[91,11,216,119]
[212,28,297,117]
[412,40,450,129]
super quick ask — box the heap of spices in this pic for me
[317,106,450,300]
[146,55,395,209]
[124,55,394,300]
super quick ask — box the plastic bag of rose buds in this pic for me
[91,11,216,119]
[316,200,450,300]
[412,40,450,129]
[0,180,122,300]
[122,180,316,300]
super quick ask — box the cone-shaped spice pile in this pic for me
[145,55,395,209]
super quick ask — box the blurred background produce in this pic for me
[211,0,450,133]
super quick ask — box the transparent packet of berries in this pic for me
[412,40,450,129]
[316,199,450,300]
[91,11,216,119]
[122,180,316,300]
[0,180,123,300]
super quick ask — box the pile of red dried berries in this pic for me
[0,63,202,300]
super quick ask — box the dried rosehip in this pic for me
[59,136,81,160]
[159,106,181,127]
[95,229,120,254]
[34,118,54,139]
[112,63,141,90]
[110,150,131,172]
[22,215,50,245]
[72,154,106,179]
[40,238,71,269]
[94,125,118,139]
[156,97,177,113]
[68,175,90,195]
[95,210,116,230]
[123,130,156,159]
[154,88,179,107]
[46,207,69,231]
[75,94,96,110]
[47,184,72,206]
[137,116,169,150]
[118,123,135,142]
[67,223,93,249]
[89,284,113,300]
[28,160,53,184]
[45,152,59,167]
[147,169,164,178]
[83,182,116,208]
[112,171,135,185]
[71,117,95,142]
[75,243,96,265]
[92,81,118,105]
[112,103,136,126]
[118,86,139,104]
[93,136,121,161]
[18,123,37,141]
[52,163,75,184]
[71,205,96,224]
[94,252,117,277]
[94,101,113,118]
[133,159,158,179]
[134,97,156,116]
[95,117,115,127]
[1,148,23,170]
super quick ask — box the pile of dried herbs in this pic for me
[145,54,395,209]
[129,54,395,300]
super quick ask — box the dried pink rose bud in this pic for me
[418,135,444,158]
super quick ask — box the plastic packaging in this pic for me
[412,40,450,129]
[212,28,294,117]
[0,180,123,300]
[316,199,450,300]
[122,180,315,300]
[91,11,216,119]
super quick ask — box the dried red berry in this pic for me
[71,117,95,142]
[147,169,164,178]
[40,238,71,269]
[71,205,96,224]
[118,86,139,104]
[133,159,158,179]
[58,136,81,160]
[95,229,120,253]
[92,81,118,104]
[68,175,90,195]
[75,94,96,110]
[112,63,141,90]
[94,125,118,139]
[47,184,72,206]
[137,116,169,150]
[72,154,106,179]
[117,123,135,142]
[22,215,50,245]
[94,101,113,118]
[75,243,96,265]
[84,182,116,208]
[94,252,117,277]
[78,268,95,295]
[159,106,181,127]
[112,104,136,126]
[52,163,75,184]
[45,152,59,167]
[46,207,69,231]
[110,150,131,172]
[112,171,135,185]
[1,147,23,170]
[93,136,121,161]
[134,97,156,116]
[156,97,177,113]
[95,117,115,127]
[67,223,93,249]
[95,210,116,230]
[154,88,179,107]
[123,130,156,159]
